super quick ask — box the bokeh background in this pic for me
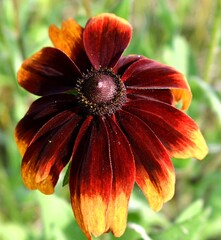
[0,0,221,239]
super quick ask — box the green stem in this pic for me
[0,159,20,222]
[204,1,221,83]
[82,0,92,18]
[100,233,109,240]
[12,0,26,60]
[0,1,17,82]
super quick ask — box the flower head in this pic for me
[15,13,208,239]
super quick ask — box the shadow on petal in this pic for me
[104,116,135,237]
[21,111,82,194]
[15,94,77,156]
[18,47,80,96]
[117,110,175,211]
[49,19,91,71]
[122,58,192,109]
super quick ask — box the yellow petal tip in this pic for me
[191,129,208,160]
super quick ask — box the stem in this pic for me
[0,159,20,222]
[100,233,109,240]
[82,0,92,18]
[204,1,221,83]
[12,0,26,60]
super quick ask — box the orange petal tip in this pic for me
[91,13,131,27]
[172,88,192,110]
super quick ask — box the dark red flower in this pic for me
[15,13,208,239]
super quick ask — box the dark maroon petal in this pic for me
[122,57,192,110]
[126,89,174,105]
[49,18,91,72]
[104,116,135,237]
[70,116,112,238]
[113,55,143,76]
[21,111,82,194]
[83,13,132,69]
[122,57,187,88]
[18,47,81,96]
[123,99,208,160]
[15,94,77,156]
[116,110,175,211]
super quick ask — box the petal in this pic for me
[70,117,112,238]
[15,94,77,156]
[117,110,175,211]
[127,89,174,105]
[122,58,192,110]
[49,19,91,72]
[113,55,143,76]
[83,13,132,69]
[104,116,135,237]
[18,47,81,96]
[124,99,208,160]
[21,111,82,194]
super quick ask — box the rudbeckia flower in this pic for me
[15,13,208,239]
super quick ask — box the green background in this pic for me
[0,0,221,239]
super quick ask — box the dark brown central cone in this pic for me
[83,73,117,104]
[76,68,126,115]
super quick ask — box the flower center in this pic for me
[76,68,126,115]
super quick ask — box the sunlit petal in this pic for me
[124,99,208,160]
[70,117,112,238]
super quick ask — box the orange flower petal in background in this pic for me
[49,18,91,71]
[172,87,192,110]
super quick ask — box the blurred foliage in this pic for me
[0,0,221,239]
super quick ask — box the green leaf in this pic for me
[37,192,86,240]
[172,157,192,169]
[163,35,189,76]
[175,199,204,223]
[62,163,71,187]
[194,172,221,239]
[157,0,176,33]
[0,223,29,240]
[151,200,210,240]
[191,76,221,126]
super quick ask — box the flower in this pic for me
[15,13,208,239]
